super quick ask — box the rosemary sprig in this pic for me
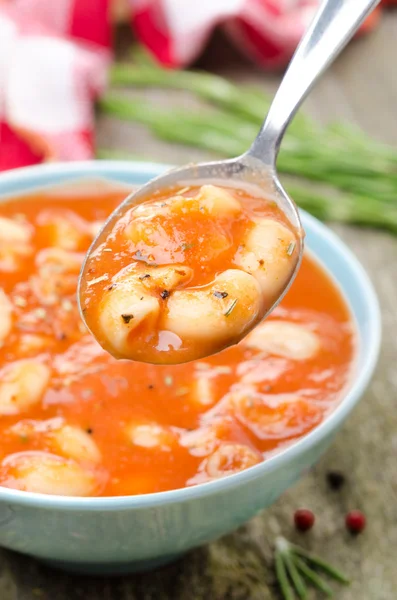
[98,48,397,235]
[275,537,349,599]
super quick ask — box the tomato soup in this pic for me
[0,186,355,496]
[80,184,299,364]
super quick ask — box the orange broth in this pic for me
[0,187,355,496]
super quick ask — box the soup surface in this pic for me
[80,184,299,364]
[0,185,355,497]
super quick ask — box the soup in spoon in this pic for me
[80,184,300,364]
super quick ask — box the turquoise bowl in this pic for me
[0,161,381,575]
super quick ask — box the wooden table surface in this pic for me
[2,15,397,600]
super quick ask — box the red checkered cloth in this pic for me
[0,0,111,170]
[132,0,317,70]
[1,0,375,172]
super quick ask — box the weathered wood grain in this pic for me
[2,13,397,600]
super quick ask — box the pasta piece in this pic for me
[97,278,160,357]
[142,265,193,290]
[0,360,51,415]
[244,320,320,360]
[0,217,33,272]
[37,210,91,251]
[95,264,194,358]
[197,185,242,216]
[165,269,262,352]
[128,423,176,451]
[16,334,52,356]
[51,425,101,463]
[32,248,84,304]
[180,425,220,457]
[0,289,12,346]
[235,218,297,302]
[204,443,261,478]
[192,374,215,407]
[230,391,322,440]
[0,217,32,243]
[180,417,254,457]
[167,185,241,217]
[0,452,99,496]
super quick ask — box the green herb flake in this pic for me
[287,241,296,256]
[181,242,195,251]
[224,298,238,317]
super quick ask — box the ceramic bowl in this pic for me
[0,161,381,575]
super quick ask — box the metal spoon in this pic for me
[79,0,380,327]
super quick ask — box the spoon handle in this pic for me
[247,0,381,166]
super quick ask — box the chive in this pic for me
[294,558,334,597]
[290,546,350,584]
[139,274,151,280]
[275,551,295,600]
[224,298,238,316]
[213,291,228,299]
[284,553,308,599]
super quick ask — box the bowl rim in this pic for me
[0,160,382,511]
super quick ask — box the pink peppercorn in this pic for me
[346,510,366,534]
[294,509,315,532]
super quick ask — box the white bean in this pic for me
[0,452,99,496]
[0,360,51,415]
[0,289,12,346]
[235,218,297,302]
[244,320,320,360]
[165,269,262,347]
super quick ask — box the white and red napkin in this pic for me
[0,0,382,171]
